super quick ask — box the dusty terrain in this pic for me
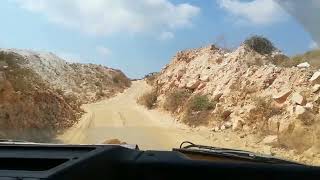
[58,80,213,150]
[59,80,320,165]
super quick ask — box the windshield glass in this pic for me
[0,0,319,166]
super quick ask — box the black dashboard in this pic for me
[0,143,319,180]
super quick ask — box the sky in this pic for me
[0,0,318,78]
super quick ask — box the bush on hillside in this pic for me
[244,35,276,55]
[164,89,191,112]
[111,73,131,87]
[137,90,158,109]
[144,72,159,86]
[188,94,216,111]
[181,94,216,126]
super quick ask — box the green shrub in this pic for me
[181,94,216,126]
[164,89,191,112]
[244,35,276,55]
[188,94,216,111]
[137,90,158,109]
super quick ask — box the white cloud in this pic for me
[158,31,174,40]
[309,40,319,49]
[218,0,287,25]
[96,46,112,57]
[12,0,200,36]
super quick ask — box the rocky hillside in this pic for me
[150,38,320,155]
[0,49,131,141]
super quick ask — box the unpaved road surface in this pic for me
[58,80,214,150]
[58,81,320,165]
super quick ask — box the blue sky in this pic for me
[0,0,318,78]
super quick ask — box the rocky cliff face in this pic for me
[0,49,131,141]
[154,44,320,154]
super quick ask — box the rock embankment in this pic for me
[152,42,320,156]
[0,49,131,141]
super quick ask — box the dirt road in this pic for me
[58,80,320,165]
[58,80,214,150]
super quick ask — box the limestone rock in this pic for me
[312,84,320,93]
[310,71,320,84]
[295,105,306,118]
[178,82,186,88]
[297,62,310,68]
[262,135,278,146]
[213,93,223,101]
[291,92,306,105]
[186,80,201,90]
[225,121,232,128]
[305,103,314,110]
[278,119,294,135]
[231,117,244,131]
[200,75,209,82]
[197,83,206,90]
[220,125,226,130]
[273,90,292,104]
[0,61,8,70]
[268,118,279,134]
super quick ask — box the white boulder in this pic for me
[310,71,320,84]
[297,62,310,68]
[291,92,306,105]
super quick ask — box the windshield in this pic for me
[0,0,319,166]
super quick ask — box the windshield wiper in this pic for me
[176,141,303,165]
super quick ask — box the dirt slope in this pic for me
[0,49,131,141]
[145,42,320,165]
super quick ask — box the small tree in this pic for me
[244,35,276,55]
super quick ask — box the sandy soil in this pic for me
[58,80,320,165]
[58,80,214,150]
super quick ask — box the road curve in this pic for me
[58,80,213,150]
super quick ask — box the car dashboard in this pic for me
[0,143,319,180]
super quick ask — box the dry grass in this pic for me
[291,49,320,68]
[271,54,300,68]
[111,73,131,87]
[182,94,216,126]
[144,72,159,86]
[245,96,283,132]
[271,49,320,68]
[137,90,158,109]
[163,89,191,113]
